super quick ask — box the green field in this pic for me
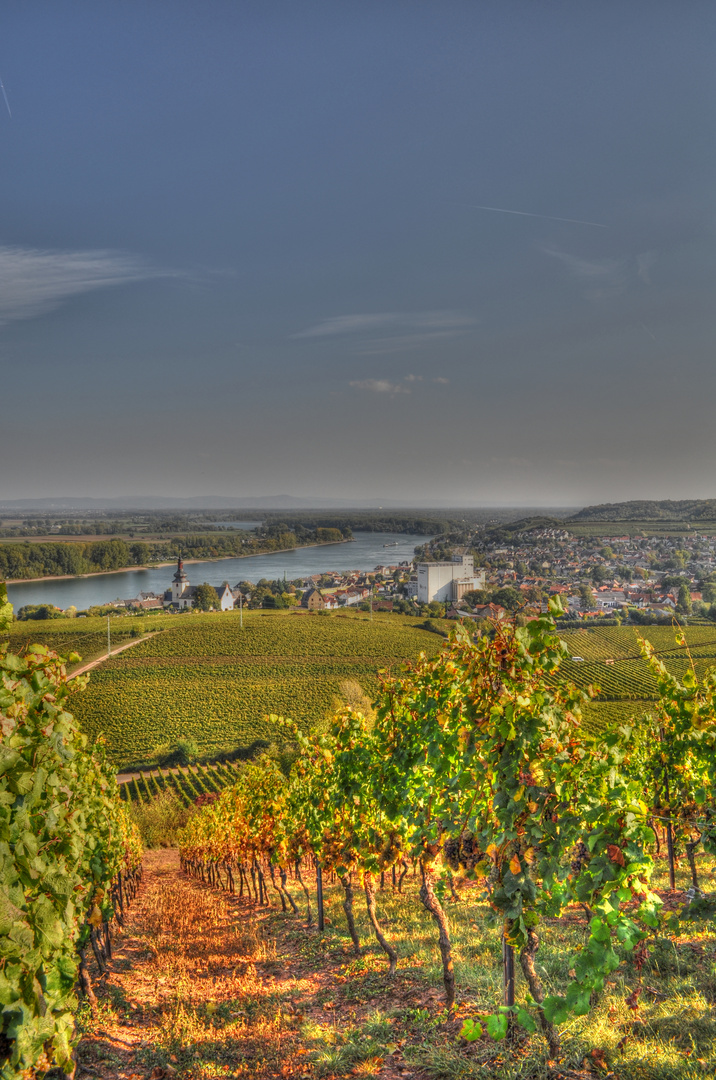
[558,624,716,732]
[5,613,716,768]
[59,611,441,766]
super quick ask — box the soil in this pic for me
[75,850,427,1080]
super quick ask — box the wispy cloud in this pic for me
[349,372,449,396]
[544,246,657,301]
[349,378,411,395]
[0,245,172,324]
[293,310,475,354]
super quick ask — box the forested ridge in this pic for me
[568,499,716,523]
[0,525,347,581]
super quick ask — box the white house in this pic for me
[215,583,235,611]
[416,553,485,604]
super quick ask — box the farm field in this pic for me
[5,613,716,766]
[559,624,716,733]
[63,611,443,767]
[2,616,148,665]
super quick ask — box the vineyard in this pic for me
[172,604,716,1075]
[64,611,441,767]
[5,614,716,767]
[0,586,143,1079]
[1,617,149,668]
[119,759,243,805]
[5,583,716,1078]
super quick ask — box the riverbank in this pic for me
[4,538,354,586]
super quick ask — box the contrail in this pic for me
[0,77,11,119]
[467,203,608,229]
[640,322,657,341]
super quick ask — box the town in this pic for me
[110,522,716,624]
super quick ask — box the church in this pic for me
[164,557,236,610]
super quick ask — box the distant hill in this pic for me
[568,499,716,523]
[483,515,565,540]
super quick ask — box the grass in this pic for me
[293,857,716,1079]
[77,847,716,1079]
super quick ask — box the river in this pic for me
[6,531,431,611]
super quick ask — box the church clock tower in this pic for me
[171,557,189,603]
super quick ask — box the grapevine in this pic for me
[0,585,142,1078]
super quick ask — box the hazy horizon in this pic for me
[2,3,714,505]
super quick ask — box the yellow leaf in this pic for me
[509,855,521,875]
[513,785,524,803]
[523,846,536,864]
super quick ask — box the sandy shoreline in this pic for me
[5,538,354,586]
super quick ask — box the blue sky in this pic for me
[2,1,715,506]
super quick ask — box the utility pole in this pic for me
[369,581,373,622]
[239,590,243,629]
[107,615,111,658]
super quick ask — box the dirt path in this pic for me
[70,633,159,679]
[76,849,307,1079]
[75,851,428,1080]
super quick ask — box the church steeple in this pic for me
[171,555,189,602]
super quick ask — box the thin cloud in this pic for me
[293,310,476,353]
[0,245,173,325]
[294,313,400,338]
[349,372,444,395]
[349,378,411,395]
[433,376,449,384]
[544,246,657,301]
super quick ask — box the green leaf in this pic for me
[486,1012,509,1040]
[516,1007,536,1033]
[566,982,592,1015]
[460,1018,483,1042]
[542,995,570,1025]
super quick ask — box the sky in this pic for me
[1,1,715,507]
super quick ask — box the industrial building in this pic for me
[416,553,485,603]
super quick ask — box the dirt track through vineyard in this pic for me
[76,850,424,1080]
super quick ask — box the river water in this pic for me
[6,531,431,611]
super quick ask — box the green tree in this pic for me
[129,541,150,565]
[17,604,64,620]
[316,527,343,543]
[193,583,220,611]
[492,586,521,611]
[677,584,692,614]
[463,589,491,607]
[579,584,595,611]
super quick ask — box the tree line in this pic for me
[0,524,349,581]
